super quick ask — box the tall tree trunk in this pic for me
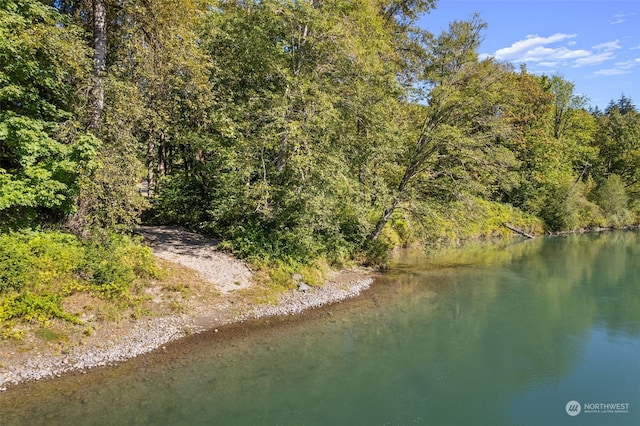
[369,113,438,242]
[369,165,414,241]
[66,0,107,235]
[370,197,400,242]
[89,0,106,131]
[147,138,155,198]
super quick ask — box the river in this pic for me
[1,231,639,425]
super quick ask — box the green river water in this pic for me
[1,231,639,425]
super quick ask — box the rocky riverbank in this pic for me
[0,227,374,389]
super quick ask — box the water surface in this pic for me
[1,232,639,425]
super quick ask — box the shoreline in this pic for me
[4,226,636,390]
[0,271,374,390]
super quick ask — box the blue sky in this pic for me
[418,0,640,109]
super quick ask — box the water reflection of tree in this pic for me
[350,231,640,424]
[2,232,638,426]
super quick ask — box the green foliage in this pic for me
[149,0,412,264]
[499,70,611,232]
[363,238,396,267]
[540,179,603,231]
[0,0,100,229]
[73,144,148,232]
[1,322,25,339]
[81,233,157,298]
[0,230,156,329]
[147,173,218,226]
[0,231,83,293]
[594,174,633,227]
[0,291,80,324]
[2,0,638,279]
[103,0,214,197]
[0,115,102,229]
[249,258,328,299]
[0,0,90,120]
[413,197,543,246]
[147,2,638,266]
[266,264,296,290]
[593,101,640,193]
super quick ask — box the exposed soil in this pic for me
[0,226,373,389]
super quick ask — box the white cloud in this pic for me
[488,34,623,69]
[594,59,640,76]
[592,40,621,51]
[594,68,630,76]
[573,52,615,67]
[611,12,637,24]
[518,46,590,63]
[493,33,576,60]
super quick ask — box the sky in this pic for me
[418,0,640,109]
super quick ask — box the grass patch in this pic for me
[238,259,329,306]
[238,283,282,306]
[34,327,67,343]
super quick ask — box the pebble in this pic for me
[0,278,373,388]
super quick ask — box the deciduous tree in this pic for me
[0,0,99,228]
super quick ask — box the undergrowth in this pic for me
[0,230,157,337]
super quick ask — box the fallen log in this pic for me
[504,223,535,239]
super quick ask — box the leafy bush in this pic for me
[0,292,80,324]
[0,0,99,228]
[73,145,148,233]
[594,174,635,227]
[540,180,603,231]
[81,233,157,298]
[0,231,83,293]
[363,238,394,266]
[412,197,543,246]
[0,230,156,329]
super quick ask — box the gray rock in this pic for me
[1,277,374,388]
[297,282,311,292]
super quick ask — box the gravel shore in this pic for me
[0,276,373,389]
[0,226,374,389]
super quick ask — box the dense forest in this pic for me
[1,0,639,327]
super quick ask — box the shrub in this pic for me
[594,174,634,227]
[541,180,603,231]
[0,230,157,329]
[0,292,80,324]
[0,231,83,294]
[410,197,543,246]
[81,233,157,298]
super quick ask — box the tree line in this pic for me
[2,0,639,266]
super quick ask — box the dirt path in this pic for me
[1,227,374,389]
[135,226,254,294]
